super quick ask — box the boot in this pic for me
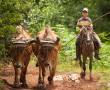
[74,46,79,60]
[94,50,101,60]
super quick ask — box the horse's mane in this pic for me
[36,26,58,41]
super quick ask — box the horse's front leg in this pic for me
[13,65,20,88]
[89,56,93,81]
[48,62,57,85]
[79,55,83,75]
[80,56,87,79]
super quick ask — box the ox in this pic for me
[8,25,33,88]
[35,26,61,85]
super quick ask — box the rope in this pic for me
[93,12,110,23]
[63,12,110,46]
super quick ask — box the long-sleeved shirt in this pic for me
[77,17,93,28]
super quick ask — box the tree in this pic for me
[0,0,35,59]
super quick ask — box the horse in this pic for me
[8,25,33,88]
[78,26,94,81]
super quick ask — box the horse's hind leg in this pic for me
[89,57,93,81]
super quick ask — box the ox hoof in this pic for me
[90,77,93,81]
[48,76,53,85]
[37,84,46,90]
[38,80,44,84]
[49,81,53,85]
[13,83,20,88]
[21,83,28,88]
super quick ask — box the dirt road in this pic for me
[1,64,99,90]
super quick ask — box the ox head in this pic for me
[37,37,60,67]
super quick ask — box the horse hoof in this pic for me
[13,83,20,88]
[21,83,28,88]
[80,72,85,79]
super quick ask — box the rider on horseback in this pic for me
[74,8,102,60]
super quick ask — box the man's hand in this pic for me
[76,27,80,34]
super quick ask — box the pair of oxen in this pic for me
[9,25,61,88]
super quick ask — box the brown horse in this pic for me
[79,26,94,81]
[9,25,33,88]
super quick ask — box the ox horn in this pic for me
[55,37,60,45]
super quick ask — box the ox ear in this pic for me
[55,37,60,45]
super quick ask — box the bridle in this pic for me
[80,26,93,47]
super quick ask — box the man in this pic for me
[74,8,102,60]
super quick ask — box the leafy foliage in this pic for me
[0,0,35,58]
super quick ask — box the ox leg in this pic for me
[38,65,43,84]
[20,66,28,87]
[89,56,93,81]
[13,66,20,88]
[20,57,30,87]
[41,66,46,85]
[80,56,86,79]
[48,62,57,85]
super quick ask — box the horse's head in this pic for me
[37,37,60,67]
[80,26,93,47]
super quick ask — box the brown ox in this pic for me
[36,26,61,85]
[79,26,94,81]
[9,25,33,88]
